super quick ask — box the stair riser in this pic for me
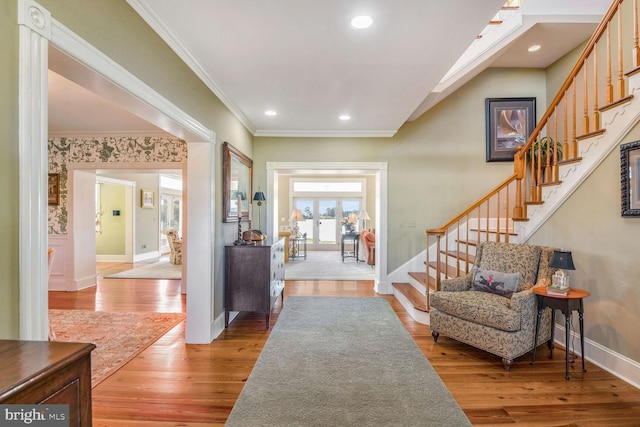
[393,288,430,325]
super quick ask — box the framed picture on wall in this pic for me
[621,140,640,217]
[485,97,536,162]
[141,189,154,208]
[48,173,60,205]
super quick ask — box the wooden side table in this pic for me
[531,286,590,380]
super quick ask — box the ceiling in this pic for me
[48,1,612,138]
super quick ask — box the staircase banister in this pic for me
[515,0,624,162]
[426,228,445,235]
[429,173,518,233]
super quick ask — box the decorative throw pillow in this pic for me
[471,268,521,298]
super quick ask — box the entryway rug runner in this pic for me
[225,297,471,426]
[49,309,185,387]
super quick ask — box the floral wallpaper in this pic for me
[48,136,187,234]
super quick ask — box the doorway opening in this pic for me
[267,162,390,294]
[18,2,216,342]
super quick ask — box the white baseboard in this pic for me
[211,311,239,342]
[74,275,96,291]
[96,254,128,262]
[375,277,392,294]
[134,251,161,263]
[555,324,640,389]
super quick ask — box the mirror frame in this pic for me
[223,142,253,223]
[621,140,640,217]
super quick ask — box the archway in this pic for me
[18,0,216,343]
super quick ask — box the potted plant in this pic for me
[528,136,563,166]
[528,137,563,184]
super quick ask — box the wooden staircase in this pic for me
[393,0,640,323]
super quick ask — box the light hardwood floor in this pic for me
[49,263,640,426]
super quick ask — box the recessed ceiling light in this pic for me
[265,110,277,116]
[528,44,541,52]
[351,16,373,29]
[339,115,351,121]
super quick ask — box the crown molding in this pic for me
[48,130,174,139]
[255,129,397,138]
[126,0,256,135]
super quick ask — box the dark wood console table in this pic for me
[0,340,95,426]
[225,238,285,329]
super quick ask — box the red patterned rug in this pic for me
[49,309,185,387]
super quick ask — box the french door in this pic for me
[293,198,361,250]
[159,193,182,252]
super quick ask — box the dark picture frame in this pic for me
[485,97,536,162]
[48,173,60,205]
[223,141,253,223]
[621,140,640,217]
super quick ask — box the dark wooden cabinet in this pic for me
[0,340,95,426]
[225,238,285,329]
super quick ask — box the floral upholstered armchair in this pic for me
[429,241,555,371]
[164,229,183,265]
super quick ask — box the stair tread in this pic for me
[456,239,479,246]
[428,261,461,278]
[392,282,427,312]
[470,228,517,236]
[408,271,436,289]
[442,250,475,263]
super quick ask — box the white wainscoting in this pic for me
[47,235,71,291]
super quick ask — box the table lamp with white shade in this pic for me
[359,210,371,230]
[290,209,304,237]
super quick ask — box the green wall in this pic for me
[96,183,126,255]
[0,1,19,338]
[255,67,548,271]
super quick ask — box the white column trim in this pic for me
[186,139,218,343]
[18,0,51,340]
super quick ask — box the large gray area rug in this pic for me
[285,250,375,280]
[105,261,181,280]
[226,297,471,426]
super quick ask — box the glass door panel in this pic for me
[294,199,314,244]
[160,194,182,251]
[317,200,337,246]
[294,198,362,250]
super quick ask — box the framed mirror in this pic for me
[621,140,640,217]
[223,142,253,222]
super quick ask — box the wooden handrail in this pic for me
[426,173,517,237]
